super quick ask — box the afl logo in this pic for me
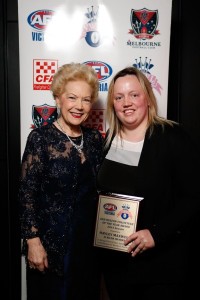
[83,61,112,81]
[103,203,117,212]
[27,10,54,31]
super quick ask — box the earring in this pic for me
[56,106,60,117]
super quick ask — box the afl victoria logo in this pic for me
[27,10,54,31]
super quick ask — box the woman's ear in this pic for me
[55,97,61,116]
[55,97,60,107]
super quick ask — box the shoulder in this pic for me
[151,122,196,151]
[26,123,54,142]
[153,122,188,138]
[82,126,104,140]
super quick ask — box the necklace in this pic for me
[56,119,84,153]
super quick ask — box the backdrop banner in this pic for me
[18,0,172,298]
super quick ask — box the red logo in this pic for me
[103,203,117,211]
[83,109,106,137]
[33,59,58,90]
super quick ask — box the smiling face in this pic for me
[113,74,149,131]
[56,80,93,129]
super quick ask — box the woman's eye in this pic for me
[131,93,137,98]
[115,96,123,101]
[83,98,91,103]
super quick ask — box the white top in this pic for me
[106,136,144,166]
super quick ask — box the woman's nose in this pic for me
[76,98,84,108]
[123,95,132,105]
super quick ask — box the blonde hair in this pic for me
[51,63,99,104]
[105,66,175,148]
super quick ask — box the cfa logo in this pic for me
[83,61,112,82]
[33,59,58,90]
[36,75,53,83]
[27,10,54,31]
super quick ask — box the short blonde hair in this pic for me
[51,63,99,104]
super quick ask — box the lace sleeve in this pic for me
[19,129,45,240]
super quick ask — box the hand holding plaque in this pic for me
[94,193,143,252]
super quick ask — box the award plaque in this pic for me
[94,193,143,252]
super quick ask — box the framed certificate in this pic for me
[94,193,143,252]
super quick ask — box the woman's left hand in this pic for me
[124,229,155,257]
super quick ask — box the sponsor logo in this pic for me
[117,204,133,220]
[81,6,101,47]
[33,59,58,90]
[27,9,54,31]
[27,9,54,41]
[83,109,106,137]
[103,203,117,211]
[81,6,116,47]
[83,61,112,82]
[133,57,162,95]
[127,8,161,49]
[31,104,57,128]
[129,8,159,40]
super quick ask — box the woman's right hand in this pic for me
[124,229,155,257]
[27,237,48,272]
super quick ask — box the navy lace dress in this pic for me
[19,123,104,300]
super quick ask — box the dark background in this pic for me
[1,0,199,299]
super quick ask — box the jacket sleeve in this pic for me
[149,124,200,246]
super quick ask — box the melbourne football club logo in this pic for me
[129,8,159,40]
[31,104,57,128]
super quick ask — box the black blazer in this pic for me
[98,123,200,284]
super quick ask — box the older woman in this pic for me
[19,63,104,300]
